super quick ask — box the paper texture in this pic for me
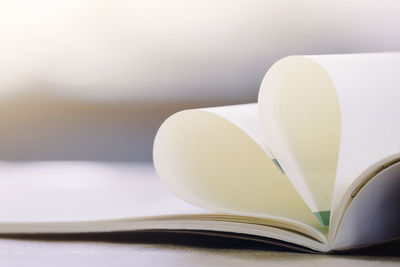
[258,56,340,214]
[306,53,400,221]
[0,162,206,222]
[334,161,400,249]
[0,161,327,250]
[259,53,400,224]
[153,105,321,230]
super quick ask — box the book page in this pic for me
[306,53,400,237]
[258,56,340,225]
[258,52,400,236]
[0,161,206,222]
[0,161,328,249]
[153,104,323,231]
[334,161,400,250]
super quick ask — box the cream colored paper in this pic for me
[307,53,400,218]
[258,56,340,214]
[156,52,400,234]
[153,104,321,230]
[258,52,400,237]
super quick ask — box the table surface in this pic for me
[0,232,399,266]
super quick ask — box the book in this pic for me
[153,52,400,252]
[1,52,400,253]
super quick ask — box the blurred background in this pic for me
[1,0,400,162]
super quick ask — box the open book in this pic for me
[1,53,400,253]
[153,52,400,252]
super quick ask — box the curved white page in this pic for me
[258,53,400,230]
[258,56,340,221]
[334,161,400,250]
[202,104,273,158]
[307,53,400,222]
[153,104,321,230]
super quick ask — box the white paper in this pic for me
[307,53,400,223]
[258,56,341,213]
[153,105,322,230]
[258,53,400,220]
[0,161,206,222]
[334,161,400,249]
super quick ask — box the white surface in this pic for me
[0,237,398,266]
